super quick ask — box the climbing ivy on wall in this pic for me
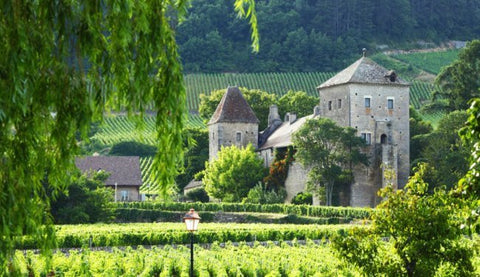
[264,146,295,190]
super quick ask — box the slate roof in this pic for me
[208,86,259,125]
[258,115,314,150]
[317,57,409,89]
[184,180,203,191]
[75,156,142,187]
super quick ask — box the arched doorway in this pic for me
[380,134,387,144]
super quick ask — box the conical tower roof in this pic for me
[317,57,409,89]
[208,86,259,125]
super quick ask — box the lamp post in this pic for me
[183,208,200,277]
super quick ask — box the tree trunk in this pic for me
[326,181,334,206]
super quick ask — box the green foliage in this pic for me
[410,107,434,167]
[13,240,367,276]
[291,192,313,205]
[199,87,277,129]
[203,144,265,202]
[293,118,368,206]
[421,111,469,189]
[371,53,421,81]
[0,1,186,270]
[186,72,333,110]
[393,49,460,75]
[184,72,435,113]
[457,98,480,236]
[333,164,475,276]
[243,182,286,204]
[178,0,480,73]
[458,98,480,199]
[50,171,115,224]
[116,201,371,219]
[175,127,209,190]
[277,90,318,120]
[0,1,258,273]
[186,187,210,203]
[109,141,157,157]
[16,223,352,249]
[435,40,480,111]
[90,115,206,148]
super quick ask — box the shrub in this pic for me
[109,141,156,157]
[291,192,313,205]
[244,183,286,204]
[186,187,209,203]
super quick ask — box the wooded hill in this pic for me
[177,0,480,73]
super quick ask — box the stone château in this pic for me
[208,54,410,207]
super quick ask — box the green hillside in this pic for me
[392,49,460,74]
[185,72,438,111]
[184,72,334,112]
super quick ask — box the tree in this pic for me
[292,118,368,206]
[333,164,475,276]
[409,107,433,167]
[458,98,480,198]
[434,40,480,111]
[175,127,209,190]
[277,90,318,120]
[203,144,265,202]
[421,111,469,190]
[199,87,277,129]
[0,1,257,273]
[50,171,115,224]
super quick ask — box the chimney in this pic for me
[268,105,281,127]
[285,112,297,124]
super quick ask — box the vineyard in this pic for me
[16,223,352,249]
[92,114,205,147]
[392,49,459,74]
[117,202,371,219]
[16,241,362,276]
[184,72,335,111]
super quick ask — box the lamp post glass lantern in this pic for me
[184,208,200,277]
[184,208,200,231]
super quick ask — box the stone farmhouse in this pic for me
[208,54,410,207]
[75,156,143,202]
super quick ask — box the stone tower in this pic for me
[208,86,259,161]
[317,55,410,207]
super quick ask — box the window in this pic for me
[338,99,342,109]
[121,190,129,201]
[236,131,242,143]
[328,101,332,111]
[364,97,371,108]
[387,98,394,109]
[361,133,372,145]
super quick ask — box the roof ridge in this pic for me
[208,86,259,125]
[318,56,409,89]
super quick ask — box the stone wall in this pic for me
[112,186,140,202]
[284,162,308,203]
[209,122,258,161]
